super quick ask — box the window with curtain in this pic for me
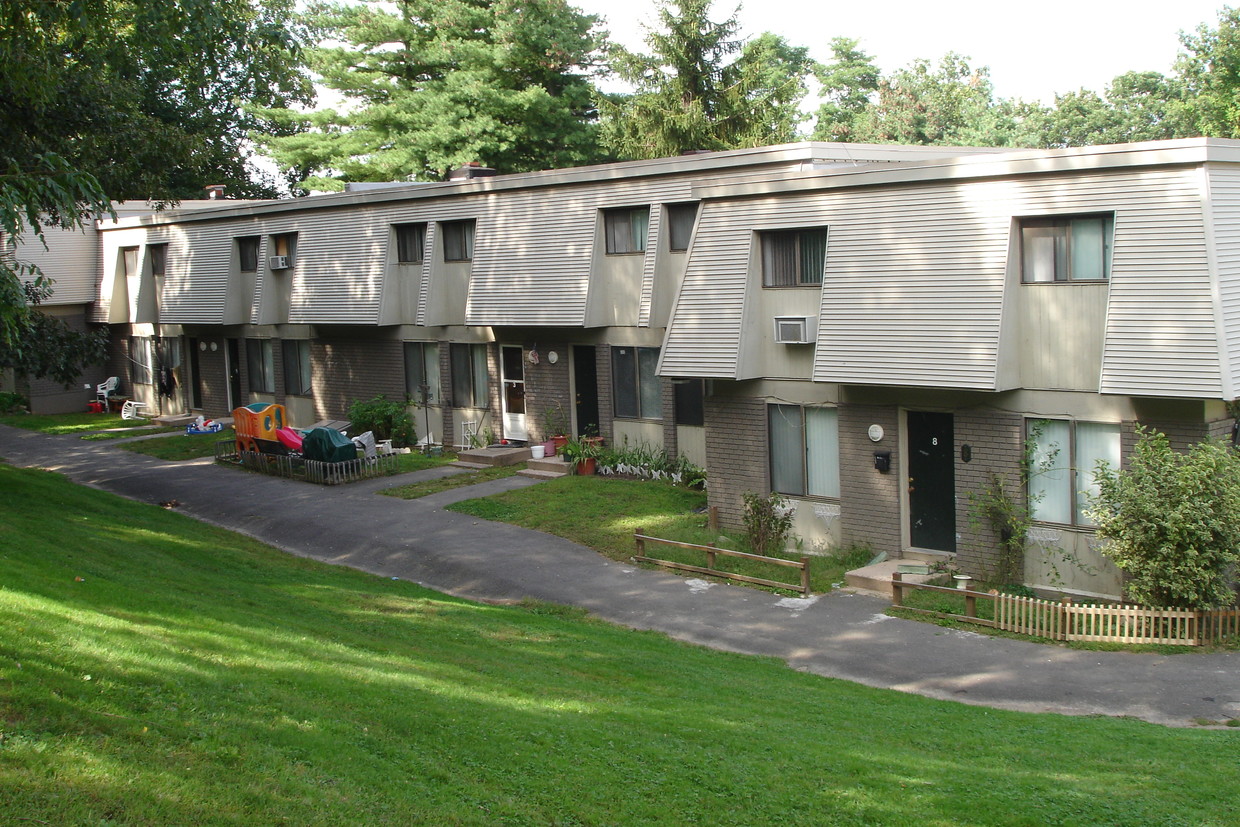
[761,228,827,286]
[1027,418,1120,526]
[237,236,260,272]
[271,233,297,266]
[129,336,153,385]
[768,404,840,498]
[282,340,311,396]
[148,244,167,278]
[449,343,488,407]
[604,207,649,254]
[667,203,698,252]
[247,338,274,393]
[612,346,661,419]
[121,246,139,278]
[1020,215,1112,283]
[395,223,426,264]
[404,341,440,405]
[441,220,475,261]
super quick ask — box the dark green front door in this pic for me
[907,411,956,552]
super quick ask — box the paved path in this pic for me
[2,424,1237,728]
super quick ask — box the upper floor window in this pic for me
[441,220,475,262]
[1020,215,1112,283]
[121,246,139,278]
[667,203,698,252]
[1027,418,1120,527]
[395,223,426,264]
[761,228,826,286]
[405,341,441,405]
[769,404,840,499]
[612,346,661,420]
[449,343,488,407]
[271,233,297,268]
[604,207,649,255]
[282,339,312,396]
[148,243,168,278]
[238,236,261,272]
[247,338,274,394]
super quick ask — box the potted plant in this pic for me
[541,404,571,456]
[561,437,599,475]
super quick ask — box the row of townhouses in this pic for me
[13,138,1240,600]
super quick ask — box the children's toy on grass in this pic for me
[186,415,225,435]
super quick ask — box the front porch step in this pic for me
[903,548,956,565]
[455,446,531,467]
[845,560,940,597]
[517,468,569,480]
[517,456,571,479]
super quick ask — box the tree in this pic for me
[1177,7,1240,139]
[811,38,881,142]
[258,0,604,190]
[1020,72,1188,148]
[1089,428,1240,609]
[598,0,812,160]
[1,1,308,385]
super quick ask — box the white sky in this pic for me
[575,0,1232,104]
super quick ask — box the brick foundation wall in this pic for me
[522,344,572,442]
[311,337,405,421]
[704,396,768,530]
[953,410,1025,578]
[838,404,902,557]
[596,345,614,443]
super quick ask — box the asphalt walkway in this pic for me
[2,423,1237,728]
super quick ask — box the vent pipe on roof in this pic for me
[448,162,498,181]
[205,185,226,200]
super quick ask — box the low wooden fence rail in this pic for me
[633,529,810,596]
[891,572,1240,646]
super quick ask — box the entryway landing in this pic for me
[844,549,955,597]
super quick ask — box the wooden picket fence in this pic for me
[633,529,811,596]
[225,447,399,485]
[891,573,1240,646]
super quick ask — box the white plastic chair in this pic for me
[120,400,148,420]
[96,376,119,410]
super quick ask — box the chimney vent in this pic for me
[205,185,226,200]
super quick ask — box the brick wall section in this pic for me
[661,380,678,456]
[704,396,768,530]
[596,345,614,443]
[522,344,572,442]
[838,404,903,557]
[311,337,405,421]
[953,410,1025,578]
[197,346,229,416]
[1127,418,1208,455]
[436,342,454,447]
[1208,417,1236,442]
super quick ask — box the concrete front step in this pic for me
[517,468,570,480]
[456,446,531,467]
[845,560,941,597]
[903,548,956,565]
[526,457,571,473]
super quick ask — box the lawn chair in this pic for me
[121,400,148,420]
[96,376,119,410]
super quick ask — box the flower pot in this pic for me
[552,435,568,453]
[576,457,597,476]
[87,402,103,413]
[530,444,546,459]
[542,439,556,457]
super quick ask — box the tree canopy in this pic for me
[597,0,812,160]
[258,0,605,190]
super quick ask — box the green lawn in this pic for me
[119,431,229,459]
[448,475,872,593]
[0,411,154,435]
[2,464,1238,825]
[381,462,524,498]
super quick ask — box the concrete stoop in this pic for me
[517,457,571,479]
[456,446,531,467]
[844,560,941,597]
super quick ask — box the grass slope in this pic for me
[1,465,1237,825]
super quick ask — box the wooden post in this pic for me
[707,543,717,572]
[891,571,903,607]
[708,505,719,533]
[800,556,810,597]
[635,528,645,560]
[965,592,977,618]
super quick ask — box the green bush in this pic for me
[347,395,416,448]
[742,491,794,557]
[1090,427,1240,609]
[0,391,28,414]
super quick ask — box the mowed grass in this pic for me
[120,431,230,460]
[2,465,1238,825]
[448,475,872,593]
[0,411,153,435]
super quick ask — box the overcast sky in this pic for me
[575,0,1232,104]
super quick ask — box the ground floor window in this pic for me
[1027,418,1120,526]
[612,346,661,419]
[405,341,440,405]
[282,340,311,396]
[130,336,154,385]
[449,343,488,408]
[769,404,840,498]
[247,339,274,394]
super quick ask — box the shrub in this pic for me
[347,395,417,448]
[0,391,28,414]
[1089,427,1240,609]
[743,491,794,557]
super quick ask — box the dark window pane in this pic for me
[442,220,475,261]
[149,244,167,277]
[673,378,704,426]
[612,347,638,418]
[769,404,805,495]
[238,237,260,272]
[761,231,797,286]
[638,347,661,418]
[604,208,648,254]
[800,229,827,284]
[667,203,697,252]
[396,223,425,263]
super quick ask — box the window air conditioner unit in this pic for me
[269,255,290,270]
[773,316,816,344]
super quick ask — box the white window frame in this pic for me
[768,404,840,499]
[1027,418,1121,527]
[760,228,827,287]
[604,207,649,255]
[1019,214,1113,283]
[611,346,661,420]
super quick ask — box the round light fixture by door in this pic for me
[199,342,207,352]
[209,342,218,352]
[868,424,884,442]
[547,351,559,364]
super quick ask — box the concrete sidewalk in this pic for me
[2,423,1237,728]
